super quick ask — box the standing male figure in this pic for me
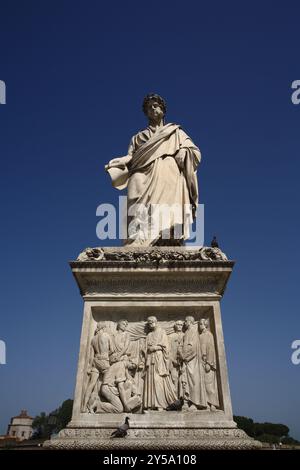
[82,322,112,412]
[106,94,201,245]
[199,318,219,411]
[179,316,207,411]
[168,320,184,397]
[110,319,131,364]
[143,316,177,411]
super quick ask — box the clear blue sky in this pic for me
[1,1,300,438]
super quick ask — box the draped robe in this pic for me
[109,123,201,245]
[143,326,177,409]
[200,329,219,408]
[181,326,207,408]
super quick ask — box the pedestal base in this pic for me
[46,247,262,451]
[44,427,262,450]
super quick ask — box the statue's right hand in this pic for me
[106,155,131,170]
[106,158,126,170]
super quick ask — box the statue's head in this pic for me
[126,359,136,371]
[96,321,106,333]
[146,315,158,330]
[117,319,128,331]
[174,320,184,332]
[199,318,209,332]
[142,93,166,121]
[184,316,195,328]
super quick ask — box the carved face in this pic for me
[126,360,136,371]
[145,100,164,122]
[184,317,194,329]
[96,322,105,333]
[117,320,127,332]
[147,317,157,330]
[199,319,207,332]
[175,321,183,332]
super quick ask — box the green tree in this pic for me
[233,416,255,437]
[56,399,73,430]
[256,433,279,444]
[32,399,73,439]
[234,415,297,445]
[253,422,289,438]
[32,412,56,439]
[281,436,300,445]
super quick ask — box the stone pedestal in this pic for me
[44,247,261,449]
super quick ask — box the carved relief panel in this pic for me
[81,309,221,414]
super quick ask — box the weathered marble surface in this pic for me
[44,247,261,449]
[104,94,201,246]
[45,428,262,450]
[76,246,228,263]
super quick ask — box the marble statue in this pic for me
[128,337,145,400]
[110,319,131,364]
[105,94,201,246]
[179,316,207,411]
[199,318,219,411]
[45,235,263,448]
[82,316,220,414]
[97,357,142,413]
[82,322,112,412]
[143,316,177,411]
[168,320,184,398]
[90,319,143,413]
[43,88,262,447]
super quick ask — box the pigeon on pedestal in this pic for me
[211,236,219,248]
[110,417,130,438]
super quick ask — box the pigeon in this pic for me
[211,236,219,248]
[110,416,130,438]
[166,398,183,411]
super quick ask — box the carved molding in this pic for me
[76,246,228,263]
[44,427,262,449]
[58,428,245,439]
[80,275,223,296]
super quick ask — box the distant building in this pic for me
[7,410,33,441]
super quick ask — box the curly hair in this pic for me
[142,93,167,116]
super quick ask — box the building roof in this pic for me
[12,410,33,420]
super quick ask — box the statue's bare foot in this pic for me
[181,402,189,411]
[188,404,197,411]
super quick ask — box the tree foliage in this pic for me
[256,433,280,444]
[281,436,299,445]
[233,416,255,437]
[233,415,298,445]
[32,399,73,439]
[253,422,289,438]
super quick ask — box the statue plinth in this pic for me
[44,247,261,449]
